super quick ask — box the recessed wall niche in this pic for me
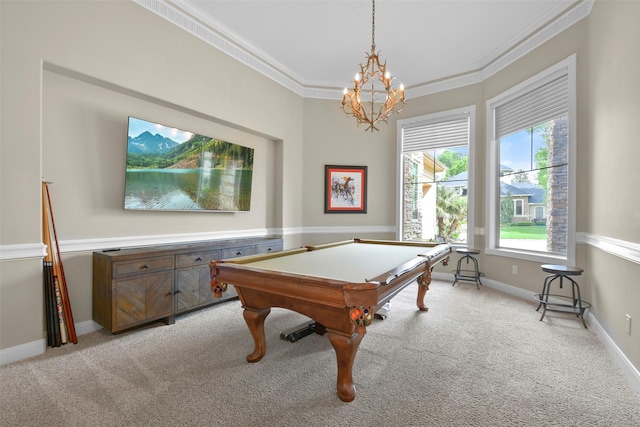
[42,65,281,244]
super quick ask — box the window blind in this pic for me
[402,116,470,153]
[495,74,568,138]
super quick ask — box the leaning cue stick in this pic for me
[43,183,67,345]
[42,186,53,346]
[42,182,63,347]
[44,181,77,344]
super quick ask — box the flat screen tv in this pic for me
[124,117,254,212]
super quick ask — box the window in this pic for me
[486,55,576,263]
[514,200,523,216]
[397,106,475,247]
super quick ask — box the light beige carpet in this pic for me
[1,280,639,426]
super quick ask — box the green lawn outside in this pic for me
[500,225,547,240]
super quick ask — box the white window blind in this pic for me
[402,116,470,152]
[495,73,568,138]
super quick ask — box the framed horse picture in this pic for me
[324,165,367,213]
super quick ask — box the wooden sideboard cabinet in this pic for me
[93,237,283,333]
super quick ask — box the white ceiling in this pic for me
[160,0,586,97]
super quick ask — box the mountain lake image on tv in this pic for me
[124,117,254,212]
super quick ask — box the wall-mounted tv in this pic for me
[124,117,254,212]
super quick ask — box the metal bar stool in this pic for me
[534,264,591,328]
[452,248,482,290]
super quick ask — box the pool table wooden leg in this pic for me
[416,270,432,311]
[242,307,271,363]
[327,330,363,402]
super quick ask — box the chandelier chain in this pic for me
[371,0,376,51]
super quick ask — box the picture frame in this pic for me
[324,165,367,213]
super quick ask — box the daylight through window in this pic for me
[398,107,475,245]
[487,55,576,261]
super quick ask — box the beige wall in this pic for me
[585,0,640,369]
[1,0,638,377]
[302,97,398,228]
[0,0,304,350]
[482,12,590,295]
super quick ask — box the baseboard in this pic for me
[434,272,640,396]
[75,320,104,336]
[485,279,640,394]
[0,320,102,366]
[0,339,46,366]
[587,313,640,394]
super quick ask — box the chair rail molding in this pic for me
[576,232,640,265]
[0,243,47,261]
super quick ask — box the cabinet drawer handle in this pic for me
[196,256,203,261]
[142,264,150,269]
[236,251,242,256]
[267,247,273,252]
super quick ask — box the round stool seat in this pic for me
[541,264,583,276]
[456,248,480,255]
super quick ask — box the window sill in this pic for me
[485,247,571,265]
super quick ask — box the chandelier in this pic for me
[342,0,405,132]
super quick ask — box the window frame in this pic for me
[396,105,476,248]
[485,55,577,264]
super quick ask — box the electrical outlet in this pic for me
[512,265,518,275]
[625,314,631,335]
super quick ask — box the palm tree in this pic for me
[436,186,467,242]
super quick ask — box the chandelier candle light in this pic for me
[342,0,405,132]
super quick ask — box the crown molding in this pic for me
[132,0,306,97]
[481,0,593,82]
[133,0,594,102]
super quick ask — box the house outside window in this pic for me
[397,106,475,247]
[486,55,576,263]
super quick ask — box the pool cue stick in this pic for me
[43,258,55,346]
[46,205,68,345]
[42,186,54,346]
[44,261,61,346]
[42,182,62,347]
[53,269,68,344]
[44,181,77,343]
[43,183,67,345]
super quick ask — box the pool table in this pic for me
[209,238,451,402]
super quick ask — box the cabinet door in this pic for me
[175,266,208,312]
[175,265,237,313]
[114,271,173,331]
